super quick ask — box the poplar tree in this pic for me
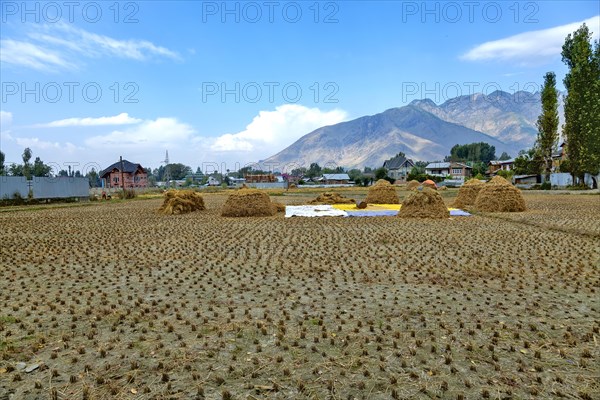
[535,72,559,180]
[561,23,600,183]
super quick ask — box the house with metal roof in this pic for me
[425,162,472,179]
[100,159,148,189]
[321,173,350,184]
[487,159,515,175]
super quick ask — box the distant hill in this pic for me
[409,90,550,150]
[262,90,564,169]
[263,104,517,169]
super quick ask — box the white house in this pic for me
[425,162,472,179]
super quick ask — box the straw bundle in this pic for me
[452,179,484,209]
[221,188,276,217]
[158,190,206,215]
[365,179,399,204]
[474,180,526,212]
[309,192,355,205]
[406,180,420,191]
[397,188,449,219]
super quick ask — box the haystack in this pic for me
[309,192,355,205]
[474,179,526,212]
[158,190,205,215]
[271,201,286,213]
[397,187,449,219]
[422,179,437,190]
[488,175,513,186]
[365,179,399,204]
[406,180,420,191]
[452,179,484,209]
[221,187,276,217]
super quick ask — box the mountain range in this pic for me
[263,90,564,169]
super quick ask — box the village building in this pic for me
[100,159,148,189]
[321,173,351,185]
[487,159,515,175]
[425,162,472,180]
[383,155,415,181]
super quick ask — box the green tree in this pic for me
[165,163,192,180]
[513,148,543,175]
[347,168,362,184]
[307,163,322,178]
[291,167,307,177]
[561,23,600,181]
[87,168,99,188]
[448,142,496,164]
[374,167,387,180]
[498,152,511,161]
[0,151,4,175]
[32,157,52,177]
[22,147,32,179]
[536,72,560,181]
[8,163,23,176]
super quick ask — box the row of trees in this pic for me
[519,23,599,182]
[0,148,53,178]
[0,148,103,187]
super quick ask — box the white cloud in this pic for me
[1,110,14,143]
[210,104,348,156]
[1,23,180,72]
[0,39,76,72]
[85,117,195,149]
[15,137,80,153]
[1,110,13,128]
[461,16,600,65]
[35,113,142,128]
[3,106,348,170]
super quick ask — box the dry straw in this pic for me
[158,190,206,215]
[475,177,526,212]
[221,187,276,217]
[309,192,355,205]
[271,202,286,213]
[406,180,420,191]
[398,187,449,219]
[452,179,485,209]
[365,179,400,204]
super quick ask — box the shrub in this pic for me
[117,189,137,200]
[496,170,514,181]
[540,181,551,190]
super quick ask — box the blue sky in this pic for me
[1,1,598,172]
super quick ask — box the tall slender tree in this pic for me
[561,23,600,183]
[22,147,32,179]
[536,72,559,181]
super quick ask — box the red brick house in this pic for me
[100,160,148,189]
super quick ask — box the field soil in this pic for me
[1,189,599,399]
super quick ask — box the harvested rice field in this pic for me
[1,189,599,400]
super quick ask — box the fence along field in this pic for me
[0,190,598,399]
[0,176,89,200]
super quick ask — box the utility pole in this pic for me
[120,156,125,192]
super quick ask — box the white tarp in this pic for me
[285,205,348,218]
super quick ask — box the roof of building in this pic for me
[453,162,473,169]
[514,174,538,179]
[425,162,450,169]
[322,173,350,180]
[100,160,144,178]
[383,156,414,170]
[499,158,515,164]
